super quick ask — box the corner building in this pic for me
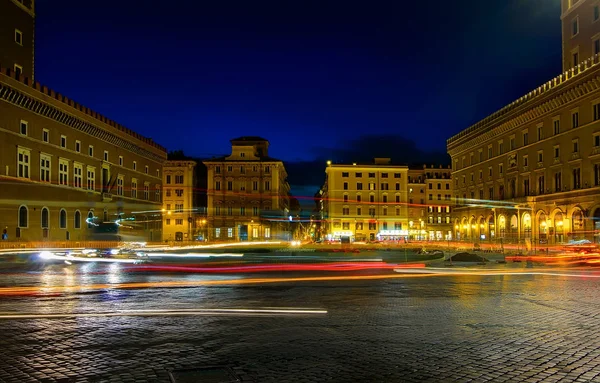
[204,137,290,241]
[0,0,167,241]
[322,158,409,241]
[407,165,453,241]
[162,160,197,241]
[448,0,600,245]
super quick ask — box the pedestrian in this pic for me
[2,229,7,240]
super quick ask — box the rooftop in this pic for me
[230,136,269,143]
[0,63,166,153]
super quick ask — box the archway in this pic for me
[538,211,548,243]
[571,209,584,240]
[522,213,532,239]
[498,215,506,239]
[488,216,495,240]
[479,217,486,240]
[554,211,564,244]
[510,214,518,242]
[469,216,477,241]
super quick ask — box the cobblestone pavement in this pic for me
[1,267,600,382]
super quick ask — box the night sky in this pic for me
[35,0,562,194]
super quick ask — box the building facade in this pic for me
[407,165,453,241]
[321,158,409,242]
[562,0,600,71]
[162,160,198,241]
[203,137,290,241]
[0,0,35,80]
[0,4,167,242]
[448,0,600,245]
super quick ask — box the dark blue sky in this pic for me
[35,0,561,175]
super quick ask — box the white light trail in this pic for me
[0,307,328,320]
[145,253,244,258]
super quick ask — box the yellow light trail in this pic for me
[0,268,597,296]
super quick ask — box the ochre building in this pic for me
[448,0,600,245]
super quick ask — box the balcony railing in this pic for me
[571,152,580,161]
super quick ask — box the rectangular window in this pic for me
[381,183,389,190]
[523,155,528,167]
[87,168,95,191]
[343,182,348,190]
[19,120,27,135]
[117,176,124,195]
[144,184,150,200]
[489,187,494,200]
[175,175,183,184]
[342,172,349,177]
[553,119,560,135]
[573,52,579,67]
[524,178,530,196]
[573,139,579,153]
[240,166,245,174]
[355,172,362,177]
[264,227,271,238]
[554,172,562,192]
[42,129,49,143]
[537,126,543,141]
[356,195,361,202]
[479,150,483,162]
[227,166,233,172]
[73,163,83,188]
[265,166,270,174]
[368,183,376,191]
[498,141,504,155]
[252,181,258,191]
[368,208,376,216]
[395,195,400,203]
[394,173,401,178]
[595,39,600,56]
[253,207,259,216]
[381,173,388,178]
[595,134,600,147]
[89,145,94,157]
[103,151,108,162]
[265,181,271,191]
[523,131,529,146]
[368,222,377,230]
[133,161,137,171]
[59,159,69,186]
[595,164,600,186]
[573,168,581,189]
[240,207,246,216]
[368,172,375,178]
[356,182,363,190]
[40,154,50,182]
[342,207,349,216]
[488,146,493,159]
[595,5,600,21]
[510,137,515,150]
[539,175,545,194]
[227,207,233,216]
[14,64,22,77]
[166,219,171,225]
[176,219,183,225]
[166,175,171,184]
[572,111,579,128]
[572,17,579,37]
[145,165,149,174]
[14,29,22,45]
[119,156,123,166]
[175,189,183,197]
[227,181,232,191]
[166,189,171,197]
[554,146,560,158]
[395,183,400,191]
[131,179,137,198]
[499,163,503,175]
[215,206,221,216]
[357,207,362,216]
[61,135,66,148]
[538,151,543,163]
[215,166,221,174]
[369,195,375,203]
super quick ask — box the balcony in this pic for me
[591,146,600,157]
[522,166,529,172]
[570,152,580,161]
[553,157,561,165]
[537,162,544,169]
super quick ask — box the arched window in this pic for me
[18,205,28,228]
[87,211,94,228]
[74,210,81,229]
[59,209,67,229]
[41,208,49,229]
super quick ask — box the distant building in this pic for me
[407,165,453,241]
[321,158,409,242]
[448,0,600,245]
[203,137,290,241]
[0,0,167,242]
[162,160,197,241]
[0,0,35,80]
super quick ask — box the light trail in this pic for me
[146,252,244,258]
[0,307,328,320]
